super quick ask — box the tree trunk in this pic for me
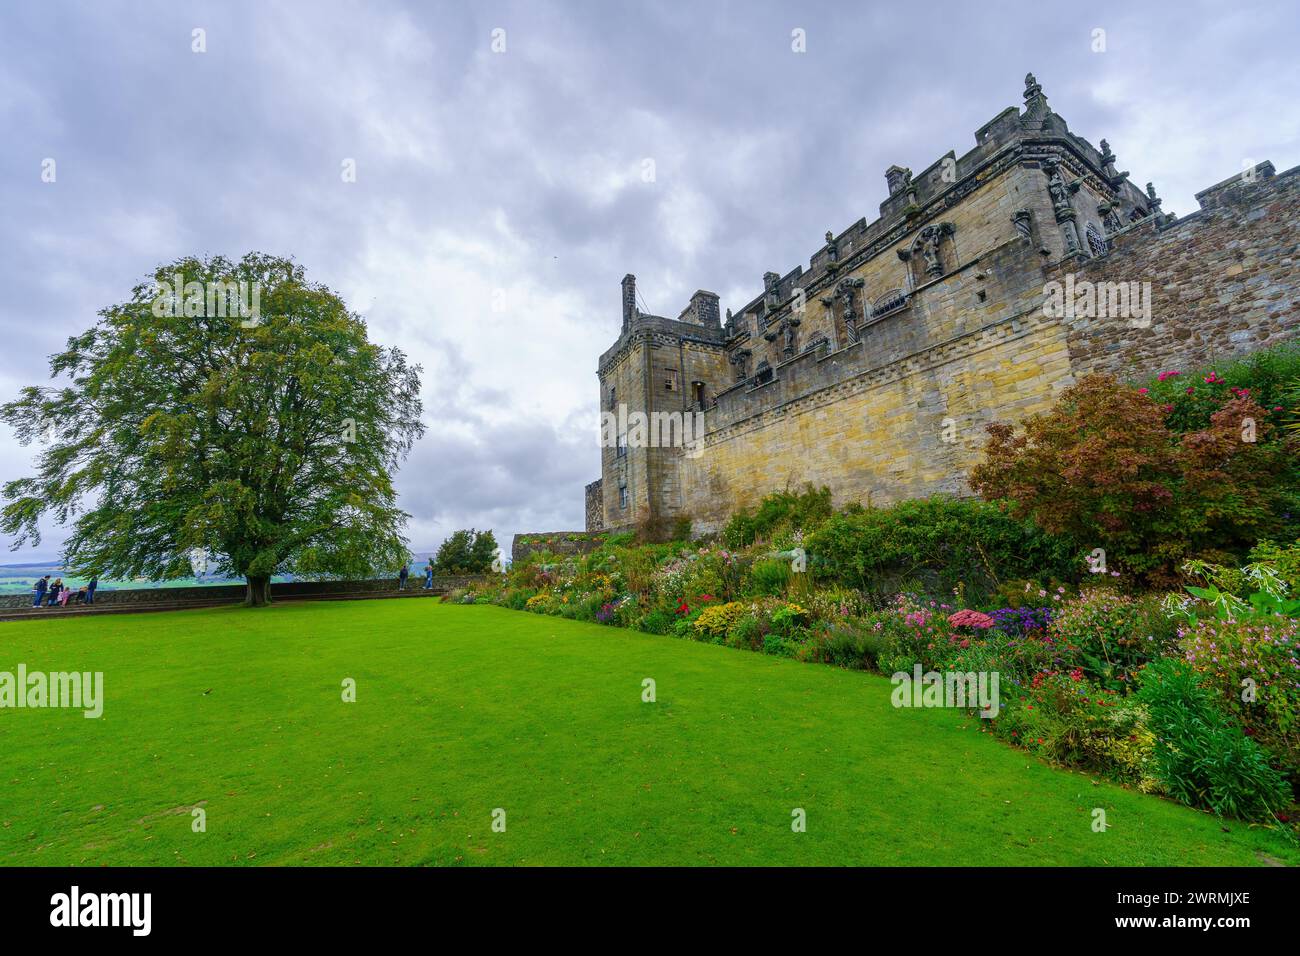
[245,575,272,607]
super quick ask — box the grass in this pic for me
[1,600,1295,866]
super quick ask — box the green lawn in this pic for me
[1,600,1294,866]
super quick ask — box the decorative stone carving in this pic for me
[728,347,752,382]
[871,289,909,318]
[1021,72,1050,126]
[1098,139,1130,188]
[1098,202,1123,235]
[1011,209,1033,239]
[1146,182,1164,216]
[824,230,840,272]
[836,277,864,339]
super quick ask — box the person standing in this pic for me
[424,558,434,590]
[398,563,409,591]
[86,575,98,605]
[32,575,49,608]
[46,578,62,607]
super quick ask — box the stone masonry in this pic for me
[587,74,1299,535]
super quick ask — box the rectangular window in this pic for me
[618,483,629,508]
[664,369,678,391]
[609,386,616,409]
[616,437,627,458]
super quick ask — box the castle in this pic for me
[581,73,1299,539]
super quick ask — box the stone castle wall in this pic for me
[591,76,1299,537]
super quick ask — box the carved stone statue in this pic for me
[916,225,952,278]
[728,347,752,383]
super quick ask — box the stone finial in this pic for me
[825,230,834,244]
[1146,182,1163,213]
[1021,71,1050,126]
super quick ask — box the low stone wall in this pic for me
[0,576,487,610]
[511,531,610,564]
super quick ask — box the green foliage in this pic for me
[433,528,500,574]
[748,558,792,597]
[806,495,1078,600]
[637,608,675,635]
[726,613,765,651]
[722,485,832,548]
[1137,659,1290,820]
[1248,539,1300,592]
[769,602,809,636]
[0,253,423,605]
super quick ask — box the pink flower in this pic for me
[1137,387,1149,394]
[948,609,995,630]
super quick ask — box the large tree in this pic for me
[1,252,424,605]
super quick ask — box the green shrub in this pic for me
[748,558,792,597]
[806,495,1079,601]
[762,633,798,657]
[637,608,674,635]
[726,614,765,651]
[1137,659,1290,820]
[722,485,832,548]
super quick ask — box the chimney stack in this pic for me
[621,274,637,332]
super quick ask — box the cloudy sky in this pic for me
[1,0,1296,564]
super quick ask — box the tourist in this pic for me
[398,563,409,590]
[74,586,89,605]
[58,585,73,607]
[32,575,49,608]
[86,575,98,605]
[424,558,434,589]
[46,578,63,607]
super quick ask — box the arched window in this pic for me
[1085,222,1108,257]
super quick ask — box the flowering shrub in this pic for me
[1141,343,1300,438]
[947,609,994,630]
[1049,589,1175,688]
[524,594,550,612]
[1181,616,1300,777]
[987,606,1053,637]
